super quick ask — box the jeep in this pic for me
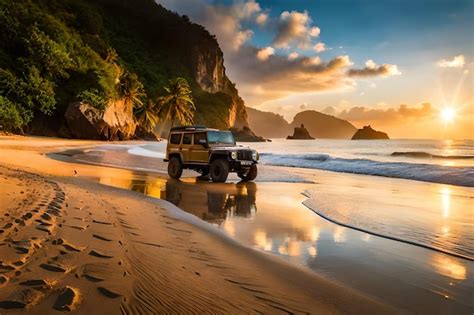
[164,126,259,182]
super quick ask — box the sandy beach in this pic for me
[0,135,397,314]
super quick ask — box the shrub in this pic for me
[0,96,24,131]
[76,89,107,110]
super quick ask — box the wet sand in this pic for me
[0,135,394,313]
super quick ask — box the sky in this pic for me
[157,0,474,139]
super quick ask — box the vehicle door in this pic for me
[181,132,193,163]
[189,132,209,162]
[167,132,182,160]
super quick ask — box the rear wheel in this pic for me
[168,156,183,179]
[210,159,229,182]
[238,164,257,181]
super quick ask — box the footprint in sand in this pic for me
[19,279,55,288]
[89,250,113,259]
[92,234,113,242]
[53,286,80,311]
[39,263,67,273]
[97,287,121,299]
[92,220,112,226]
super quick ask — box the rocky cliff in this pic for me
[191,39,249,130]
[351,125,389,140]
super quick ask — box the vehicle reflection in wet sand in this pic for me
[91,173,473,314]
[113,176,258,224]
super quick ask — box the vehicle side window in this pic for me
[169,133,182,145]
[182,133,192,145]
[193,132,207,145]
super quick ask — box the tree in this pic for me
[119,71,145,108]
[157,77,195,127]
[134,99,160,132]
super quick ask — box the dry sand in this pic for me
[0,136,395,314]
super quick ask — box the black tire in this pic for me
[210,159,229,182]
[238,164,257,181]
[168,156,183,179]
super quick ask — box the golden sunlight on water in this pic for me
[254,229,272,251]
[440,187,451,218]
[431,254,467,280]
[333,226,347,243]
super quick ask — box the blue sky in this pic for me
[159,0,473,138]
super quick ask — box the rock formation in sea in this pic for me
[351,125,390,140]
[287,124,315,140]
[230,126,266,142]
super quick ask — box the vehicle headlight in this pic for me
[231,152,238,160]
[252,151,258,161]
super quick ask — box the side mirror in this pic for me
[198,139,208,148]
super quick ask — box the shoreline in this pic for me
[0,136,395,313]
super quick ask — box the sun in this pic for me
[440,107,456,123]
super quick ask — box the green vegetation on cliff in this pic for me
[0,0,243,135]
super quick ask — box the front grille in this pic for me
[238,150,253,160]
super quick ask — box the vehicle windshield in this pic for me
[207,131,235,145]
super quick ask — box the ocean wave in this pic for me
[391,151,474,159]
[303,189,474,261]
[260,153,474,187]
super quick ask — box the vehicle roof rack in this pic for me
[170,125,207,132]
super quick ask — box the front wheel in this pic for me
[210,159,229,182]
[237,164,257,181]
[168,156,183,179]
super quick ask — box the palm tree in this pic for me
[157,77,195,127]
[119,72,145,109]
[134,99,160,132]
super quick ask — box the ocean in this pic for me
[251,139,474,187]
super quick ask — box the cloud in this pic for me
[437,54,465,68]
[338,103,433,122]
[157,0,262,52]
[273,10,320,49]
[256,46,275,61]
[228,49,355,104]
[256,13,268,25]
[288,52,299,60]
[313,42,326,53]
[348,59,401,77]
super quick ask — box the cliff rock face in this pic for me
[351,125,389,140]
[192,40,249,130]
[65,100,136,140]
[193,42,225,94]
[287,124,314,140]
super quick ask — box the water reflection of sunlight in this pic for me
[254,229,272,251]
[440,187,451,218]
[431,254,467,280]
[333,226,347,243]
[307,246,317,257]
[308,226,320,242]
[222,219,235,237]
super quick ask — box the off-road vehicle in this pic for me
[164,126,259,182]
